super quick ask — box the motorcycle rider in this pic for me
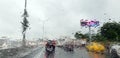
[45,40,55,58]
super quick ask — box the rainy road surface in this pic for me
[23,47,107,58]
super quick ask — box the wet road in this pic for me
[23,47,107,58]
[54,48,89,58]
[22,47,45,58]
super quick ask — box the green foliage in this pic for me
[83,33,89,38]
[74,32,83,39]
[74,31,88,39]
[100,22,120,41]
[92,33,107,42]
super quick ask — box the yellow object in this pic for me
[86,42,105,53]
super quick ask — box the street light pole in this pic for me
[42,21,45,39]
[42,20,48,40]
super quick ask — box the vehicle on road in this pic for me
[45,40,55,58]
[62,41,74,51]
[86,42,105,53]
[64,44,74,51]
[110,43,120,58]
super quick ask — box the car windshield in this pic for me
[0,0,120,58]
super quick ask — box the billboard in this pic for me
[80,19,99,27]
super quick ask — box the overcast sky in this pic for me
[0,0,120,40]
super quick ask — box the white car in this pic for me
[110,43,120,58]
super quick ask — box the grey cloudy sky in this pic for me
[0,0,120,40]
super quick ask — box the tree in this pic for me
[21,0,29,47]
[92,33,107,42]
[74,31,88,39]
[74,31,83,39]
[21,17,29,47]
[100,22,120,41]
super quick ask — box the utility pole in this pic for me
[21,0,29,47]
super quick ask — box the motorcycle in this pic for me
[45,41,55,58]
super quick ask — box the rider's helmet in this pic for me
[47,40,53,45]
